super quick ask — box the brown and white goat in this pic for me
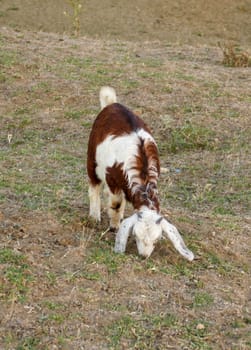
[87,87,194,261]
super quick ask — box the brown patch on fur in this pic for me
[132,184,160,212]
[87,103,151,186]
[106,162,128,195]
[87,102,160,211]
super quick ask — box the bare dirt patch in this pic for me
[0,3,251,349]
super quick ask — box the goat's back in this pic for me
[89,103,151,146]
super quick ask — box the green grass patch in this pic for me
[16,337,40,350]
[0,50,16,67]
[183,319,212,350]
[56,57,114,86]
[0,248,25,265]
[87,245,128,274]
[81,271,102,281]
[162,162,250,215]
[42,300,65,311]
[0,248,33,302]
[106,313,178,350]
[159,121,216,154]
[192,292,214,309]
[174,71,197,81]
[0,71,6,82]
[64,109,84,120]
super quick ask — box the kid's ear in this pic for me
[114,213,138,254]
[161,218,194,261]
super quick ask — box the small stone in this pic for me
[196,323,205,330]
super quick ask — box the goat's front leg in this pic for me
[107,190,126,230]
[89,183,101,221]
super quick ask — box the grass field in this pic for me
[0,27,250,349]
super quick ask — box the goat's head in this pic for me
[114,207,194,261]
[133,209,162,257]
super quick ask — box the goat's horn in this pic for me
[114,213,138,254]
[161,218,194,261]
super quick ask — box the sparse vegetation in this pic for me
[0,249,33,302]
[0,3,250,348]
[63,0,83,36]
[219,42,251,67]
[160,121,216,153]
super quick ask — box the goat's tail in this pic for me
[99,86,117,109]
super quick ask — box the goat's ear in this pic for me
[114,214,138,254]
[160,218,194,261]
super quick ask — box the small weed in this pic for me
[106,313,178,349]
[174,71,196,81]
[107,315,133,348]
[81,271,102,280]
[192,292,214,308]
[143,258,195,280]
[0,248,32,301]
[138,71,163,80]
[172,262,195,278]
[14,107,30,116]
[219,42,251,67]
[231,318,248,329]
[122,79,140,89]
[17,337,40,350]
[0,50,16,67]
[64,109,83,119]
[65,56,93,67]
[7,6,19,11]
[0,71,6,82]
[32,81,52,93]
[81,120,92,128]
[153,313,178,327]
[48,313,65,324]
[43,301,65,311]
[143,57,163,68]
[64,0,83,36]
[45,271,57,286]
[183,320,212,349]
[203,251,235,275]
[0,248,25,264]
[87,245,127,274]
[57,57,112,85]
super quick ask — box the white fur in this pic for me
[114,207,194,261]
[89,87,194,261]
[133,209,162,257]
[88,184,101,221]
[99,86,117,109]
[136,128,155,143]
[161,219,194,261]
[95,129,154,189]
[114,213,138,253]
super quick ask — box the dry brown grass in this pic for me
[0,27,250,350]
[218,42,251,67]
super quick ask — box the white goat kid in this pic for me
[114,208,194,261]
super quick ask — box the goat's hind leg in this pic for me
[107,191,126,230]
[89,183,102,221]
